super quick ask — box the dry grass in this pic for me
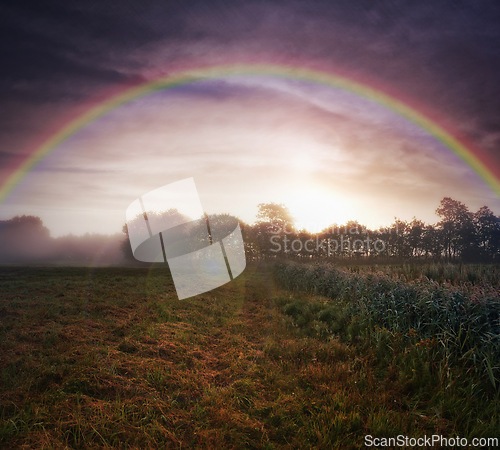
[0,264,498,448]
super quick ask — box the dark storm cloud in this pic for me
[0,1,159,100]
[1,0,499,118]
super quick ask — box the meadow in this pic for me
[0,263,499,447]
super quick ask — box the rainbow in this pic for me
[1,62,499,202]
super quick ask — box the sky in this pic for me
[0,0,499,236]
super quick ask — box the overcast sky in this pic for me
[0,0,499,236]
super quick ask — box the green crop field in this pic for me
[0,263,499,448]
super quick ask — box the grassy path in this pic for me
[0,265,497,447]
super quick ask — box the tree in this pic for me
[384,219,411,258]
[421,225,443,259]
[121,209,190,263]
[254,203,295,258]
[408,218,425,257]
[256,203,294,232]
[239,220,260,262]
[436,197,474,260]
[0,215,51,262]
[474,206,500,260]
[121,223,135,262]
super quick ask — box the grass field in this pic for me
[0,263,499,448]
[345,262,500,286]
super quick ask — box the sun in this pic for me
[283,185,353,233]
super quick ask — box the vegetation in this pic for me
[273,261,500,388]
[346,262,500,286]
[0,197,498,446]
[244,197,500,262]
[0,264,499,447]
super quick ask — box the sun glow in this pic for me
[289,152,318,173]
[284,185,354,233]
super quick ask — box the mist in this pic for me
[0,215,128,266]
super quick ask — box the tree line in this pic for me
[243,197,499,262]
[0,197,498,264]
